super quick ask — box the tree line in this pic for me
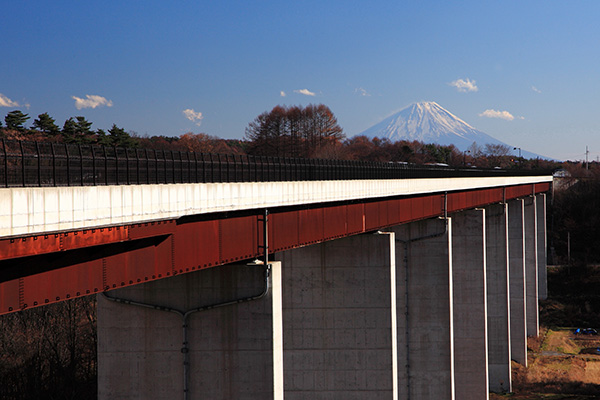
[549,162,600,265]
[0,297,96,399]
[1,110,136,148]
[0,106,558,170]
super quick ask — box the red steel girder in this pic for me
[0,183,550,315]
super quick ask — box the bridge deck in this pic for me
[0,176,551,315]
[0,140,553,315]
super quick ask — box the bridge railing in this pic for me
[0,139,548,187]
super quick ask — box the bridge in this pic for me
[0,140,552,400]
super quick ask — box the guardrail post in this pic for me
[136,149,140,185]
[103,146,108,185]
[125,147,130,185]
[144,149,150,185]
[65,143,71,186]
[92,146,97,186]
[2,139,7,187]
[19,141,25,187]
[35,141,41,187]
[78,144,84,185]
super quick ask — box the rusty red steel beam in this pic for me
[0,182,551,315]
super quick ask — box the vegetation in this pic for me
[244,104,345,158]
[0,297,96,400]
[550,163,600,265]
[0,107,560,170]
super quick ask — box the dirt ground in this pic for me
[492,327,600,399]
[490,266,600,399]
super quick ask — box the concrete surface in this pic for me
[452,209,489,400]
[0,176,552,237]
[390,217,455,400]
[537,194,548,301]
[275,232,398,400]
[524,197,539,337]
[485,203,512,393]
[508,199,527,366]
[97,262,281,400]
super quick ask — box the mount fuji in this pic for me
[358,101,544,159]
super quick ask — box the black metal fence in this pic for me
[0,139,549,188]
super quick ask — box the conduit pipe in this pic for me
[102,262,271,400]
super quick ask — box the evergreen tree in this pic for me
[108,124,136,147]
[61,116,94,144]
[95,129,112,146]
[32,112,59,135]
[4,110,29,131]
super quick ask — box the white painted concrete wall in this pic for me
[0,176,551,237]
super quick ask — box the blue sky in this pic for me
[2,1,599,160]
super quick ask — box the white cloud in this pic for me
[532,86,542,93]
[183,108,203,126]
[294,88,316,96]
[0,93,20,107]
[355,87,371,97]
[280,91,286,97]
[449,78,479,92]
[479,109,516,121]
[72,94,113,109]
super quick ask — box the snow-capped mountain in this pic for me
[358,101,543,158]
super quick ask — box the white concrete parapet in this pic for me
[0,176,551,237]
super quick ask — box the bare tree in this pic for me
[245,104,345,158]
[484,144,511,157]
[0,297,97,399]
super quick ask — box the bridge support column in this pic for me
[390,217,454,400]
[275,232,398,400]
[452,209,489,400]
[508,199,527,366]
[525,197,539,337]
[537,194,548,301]
[485,203,512,393]
[97,262,283,400]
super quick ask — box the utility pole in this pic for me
[586,146,589,170]
[513,147,521,159]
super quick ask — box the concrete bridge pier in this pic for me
[508,199,527,367]
[275,232,398,400]
[485,203,512,393]
[98,231,399,400]
[537,194,548,300]
[97,201,546,399]
[451,209,489,400]
[525,197,539,337]
[97,261,284,400]
[390,217,454,400]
